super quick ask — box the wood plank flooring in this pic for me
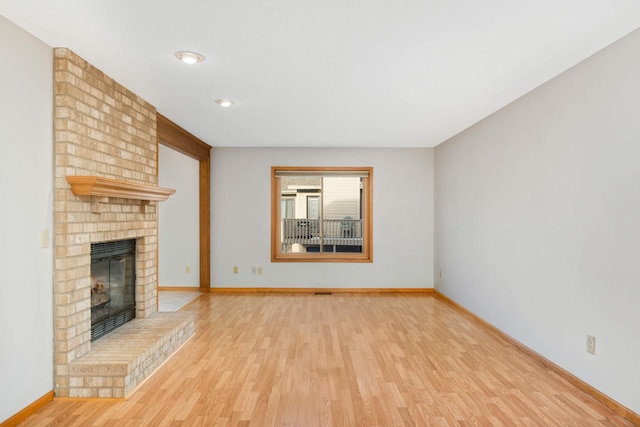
[20,293,633,426]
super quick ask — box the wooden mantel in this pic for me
[66,176,176,202]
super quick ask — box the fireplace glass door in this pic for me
[91,239,136,341]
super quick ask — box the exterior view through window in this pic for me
[271,167,373,262]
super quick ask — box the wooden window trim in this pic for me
[271,166,373,263]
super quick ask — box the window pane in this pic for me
[321,176,362,253]
[279,176,320,254]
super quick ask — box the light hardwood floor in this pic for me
[20,293,633,426]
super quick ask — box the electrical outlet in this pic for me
[233,266,238,274]
[257,266,263,275]
[185,265,191,274]
[439,270,443,279]
[586,335,596,355]
[251,266,257,275]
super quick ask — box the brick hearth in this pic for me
[68,312,194,398]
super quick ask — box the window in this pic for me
[281,197,295,219]
[271,166,373,262]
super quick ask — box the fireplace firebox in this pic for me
[90,239,136,341]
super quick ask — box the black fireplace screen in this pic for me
[90,239,136,341]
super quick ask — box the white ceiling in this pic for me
[1,1,640,148]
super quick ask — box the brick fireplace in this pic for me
[53,48,193,398]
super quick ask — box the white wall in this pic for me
[0,16,54,422]
[434,29,640,414]
[158,144,200,288]
[212,148,434,288]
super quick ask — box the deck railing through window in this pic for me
[281,218,362,246]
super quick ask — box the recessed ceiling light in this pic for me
[215,99,236,107]
[175,51,204,64]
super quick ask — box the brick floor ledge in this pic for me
[67,311,195,398]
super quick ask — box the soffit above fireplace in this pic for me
[66,176,176,202]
